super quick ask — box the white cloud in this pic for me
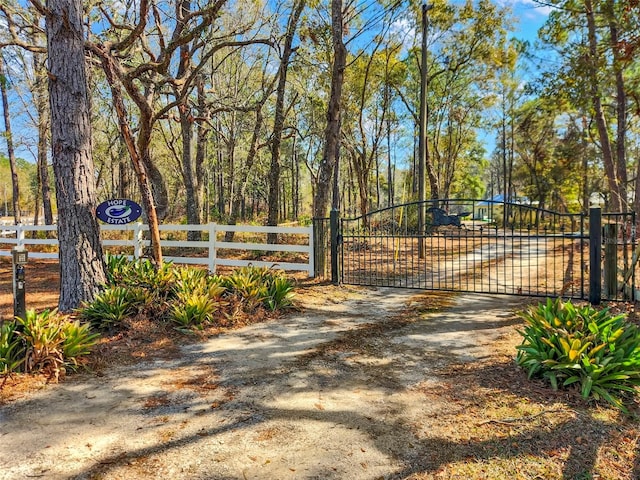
[511,0,553,16]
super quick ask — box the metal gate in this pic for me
[330,199,636,303]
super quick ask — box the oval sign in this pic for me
[96,199,143,225]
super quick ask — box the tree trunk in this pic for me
[33,169,40,226]
[46,0,106,311]
[356,153,369,222]
[0,55,21,224]
[98,51,163,264]
[226,106,265,241]
[175,0,201,241]
[313,0,347,218]
[214,117,226,218]
[267,0,305,242]
[386,87,393,207]
[179,108,202,240]
[195,77,208,222]
[33,51,54,226]
[607,0,628,210]
[585,0,623,211]
[293,147,299,219]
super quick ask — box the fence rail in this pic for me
[0,223,314,277]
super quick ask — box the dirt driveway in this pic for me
[0,283,532,480]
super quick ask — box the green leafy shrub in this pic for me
[221,266,294,311]
[263,273,295,311]
[104,253,134,286]
[99,257,295,331]
[61,320,101,371]
[169,271,226,330]
[222,266,270,311]
[16,309,99,380]
[80,286,145,329]
[516,298,640,411]
[171,267,219,298]
[132,260,176,299]
[170,294,220,331]
[173,266,208,288]
[1,321,24,375]
[18,309,64,376]
[105,254,176,297]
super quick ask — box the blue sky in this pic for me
[506,0,553,43]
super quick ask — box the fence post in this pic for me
[312,218,326,278]
[589,207,602,305]
[603,223,618,299]
[208,223,217,273]
[330,209,340,285]
[16,225,24,248]
[307,224,315,278]
[133,223,143,259]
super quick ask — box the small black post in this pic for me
[11,247,28,320]
[603,223,618,299]
[589,207,602,305]
[330,208,340,285]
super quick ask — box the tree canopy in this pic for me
[0,0,638,239]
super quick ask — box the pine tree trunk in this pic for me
[0,56,21,224]
[46,0,106,311]
[34,52,54,226]
[585,0,623,211]
[313,0,346,219]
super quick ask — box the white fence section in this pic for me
[0,223,314,277]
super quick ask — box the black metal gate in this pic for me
[326,199,636,303]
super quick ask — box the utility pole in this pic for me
[418,3,432,258]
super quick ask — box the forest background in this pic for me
[0,0,639,234]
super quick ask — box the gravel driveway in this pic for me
[0,285,524,480]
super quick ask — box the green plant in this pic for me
[169,294,220,331]
[61,320,100,370]
[80,286,143,329]
[104,253,133,286]
[17,309,65,377]
[516,298,640,411]
[0,321,24,376]
[14,309,99,379]
[105,254,177,297]
[222,265,295,311]
[133,260,177,301]
[222,266,269,311]
[99,261,293,331]
[172,267,210,296]
[170,271,226,330]
[264,274,295,311]
[297,215,312,226]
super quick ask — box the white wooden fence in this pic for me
[0,223,314,277]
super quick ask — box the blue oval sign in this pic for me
[96,199,143,224]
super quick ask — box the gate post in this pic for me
[589,207,602,305]
[603,223,618,299]
[330,209,340,285]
